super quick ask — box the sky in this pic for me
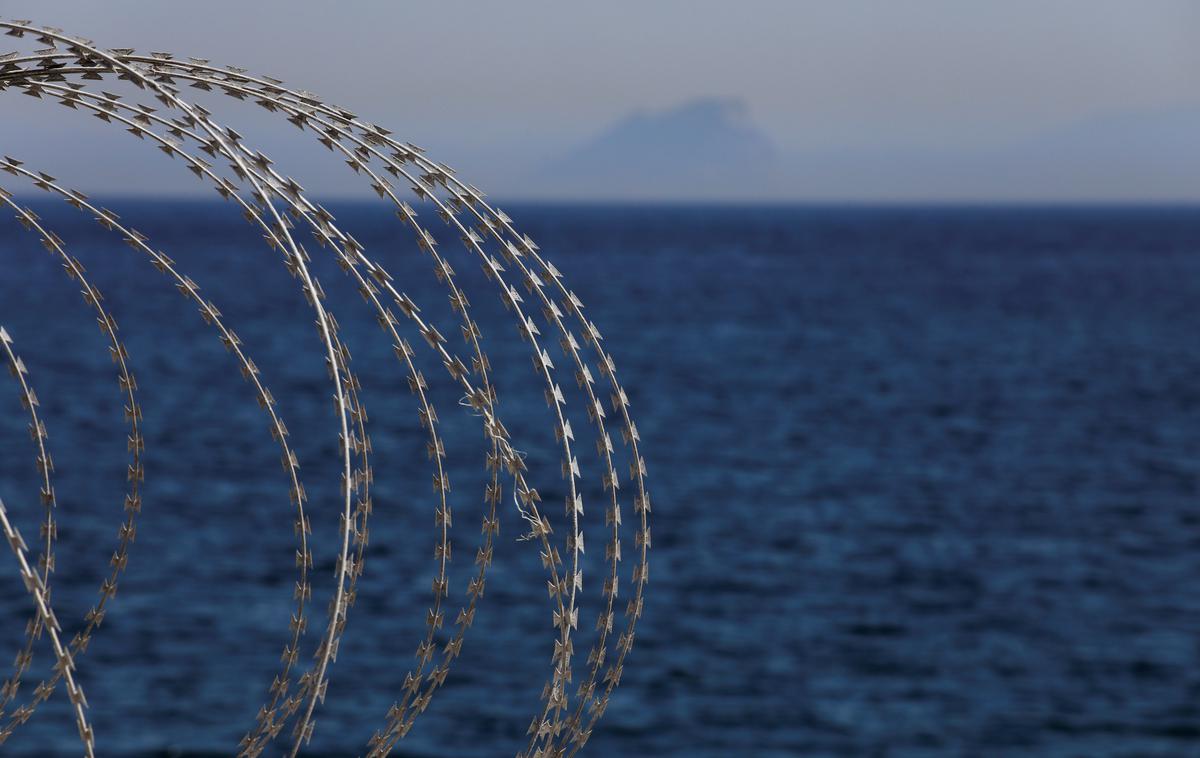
[2,1,1200,200]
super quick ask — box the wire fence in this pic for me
[0,19,651,758]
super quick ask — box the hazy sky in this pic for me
[2,2,1200,200]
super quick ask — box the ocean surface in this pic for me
[2,202,1200,756]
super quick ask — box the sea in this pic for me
[1,202,1200,756]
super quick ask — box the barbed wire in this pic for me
[0,19,650,757]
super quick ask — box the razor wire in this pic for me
[0,19,651,758]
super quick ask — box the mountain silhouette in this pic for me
[537,97,778,199]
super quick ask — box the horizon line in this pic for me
[10,193,1200,209]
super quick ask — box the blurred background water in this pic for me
[1,202,1199,756]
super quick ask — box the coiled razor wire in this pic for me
[0,19,650,758]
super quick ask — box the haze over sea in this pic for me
[0,201,1198,755]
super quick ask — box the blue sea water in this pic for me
[1,202,1200,756]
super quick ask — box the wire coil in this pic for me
[0,19,650,758]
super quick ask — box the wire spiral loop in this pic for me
[0,19,650,758]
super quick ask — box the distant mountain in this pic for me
[535,97,778,199]
[493,99,1200,202]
